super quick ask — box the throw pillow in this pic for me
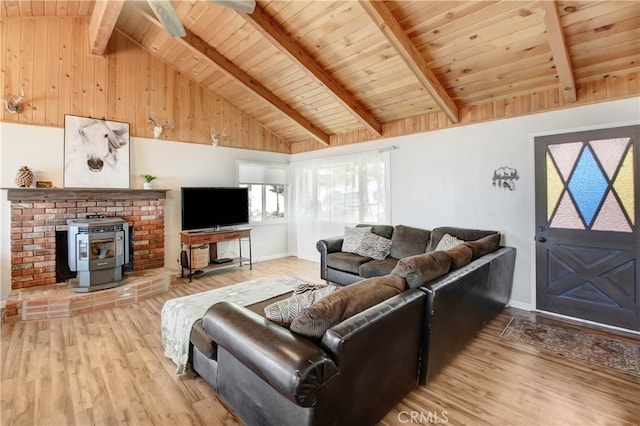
[434,233,465,251]
[445,244,473,269]
[390,251,451,288]
[463,233,501,259]
[428,227,497,251]
[264,284,339,327]
[354,232,393,261]
[341,226,372,254]
[289,275,406,339]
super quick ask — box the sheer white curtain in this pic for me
[291,150,391,261]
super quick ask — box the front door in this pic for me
[534,125,639,331]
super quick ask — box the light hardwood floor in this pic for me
[2,257,639,425]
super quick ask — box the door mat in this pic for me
[501,317,640,377]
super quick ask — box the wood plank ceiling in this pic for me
[1,0,639,153]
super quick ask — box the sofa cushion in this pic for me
[463,233,501,260]
[427,227,498,251]
[359,257,399,278]
[341,226,372,253]
[434,233,465,251]
[389,225,431,259]
[290,275,406,339]
[326,252,372,274]
[357,223,394,239]
[390,251,452,289]
[445,244,473,269]
[264,284,340,327]
[245,292,293,316]
[354,232,393,261]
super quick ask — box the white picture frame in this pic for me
[64,115,130,188]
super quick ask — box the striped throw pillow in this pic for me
[264,284,339,327]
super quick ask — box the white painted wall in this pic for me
[291,97,640,310]
[0,122,290,302]
[2,97,639,308]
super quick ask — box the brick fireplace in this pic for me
[7,188,168,291]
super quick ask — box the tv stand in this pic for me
[180,228,252,282]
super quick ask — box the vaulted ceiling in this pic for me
[2,1,639,153]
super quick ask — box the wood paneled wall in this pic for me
[0,16,290,153]
[291,71,640,153]
[1,16,638,155]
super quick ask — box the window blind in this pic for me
[237,162,288,185]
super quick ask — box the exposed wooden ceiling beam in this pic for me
[181,30,330,146]
[136,6,330,146]
[88,0,124,55]
[539,1,577,104]
[240,5,383,136]
[358,0,459,124]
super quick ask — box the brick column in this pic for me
[130,199,165,270]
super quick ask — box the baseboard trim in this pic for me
[252,253,289,263]
[507,300,533,311]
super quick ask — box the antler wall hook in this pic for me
[0,86,25,113]
[147,113,175,139]
[210,128,227,147]
[492,166,519,191]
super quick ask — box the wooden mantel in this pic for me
[4,188,169,201]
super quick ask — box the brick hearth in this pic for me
[3,267,177,322]
[7,188,169,291]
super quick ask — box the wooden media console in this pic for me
[180,228,252,282]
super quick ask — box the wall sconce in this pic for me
[210,128,227,147]
[492,166,519,191]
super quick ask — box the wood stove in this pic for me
[67,216,129,292]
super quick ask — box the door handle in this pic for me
[537,237,547,243]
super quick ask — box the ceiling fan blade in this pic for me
[147,0,186,37]
[211,0,256,14]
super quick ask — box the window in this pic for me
[292,150,390,224]
[238,162,288,223]
[241,184,286,222]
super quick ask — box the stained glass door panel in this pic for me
[535,125,639,331]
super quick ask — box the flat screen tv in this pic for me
[181,187,249,231]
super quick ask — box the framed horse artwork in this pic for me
[64,115,130,189]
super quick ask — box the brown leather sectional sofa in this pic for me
[193,287,426,425]
[189,225,516,425]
